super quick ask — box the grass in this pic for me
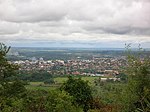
[54,77,68,83]
[26,85,57,90]
[26,76,101,90]
[29,82,44,86]
[54,76,100,84]
[81,76,99,82]
[26,82,59,90]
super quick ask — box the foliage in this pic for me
[17,71,53,82]
[0,96,24,112]
[61,76,93,112]
[122,47,150,112]
[116,73,127,82]
[0,43,26,112]
[44,78,55,84]
[23,90,82,112]
[0,80,26,98]
[0,43,18,84]
[46,90,82,112]
[127,57,150,112]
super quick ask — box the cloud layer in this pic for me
[0,0,150,47]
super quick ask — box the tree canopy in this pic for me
[61,76,93,112]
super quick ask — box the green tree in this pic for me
[0,43,26,112]
[23,90,82,112]
[44,78,55,84]
[123,48,150,112]
[46,90,82,112]
[0,43,18,84]
[61,76,93,112]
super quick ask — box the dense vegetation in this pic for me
[61,76,93,112]
[17,71,54,83]
[0,43,150,112]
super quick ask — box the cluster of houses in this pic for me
[11,56,127,77]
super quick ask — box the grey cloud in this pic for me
[0,0,150,47]
[85,26,150,36]
[0,0,68,23]
[0,21,20,35]
[81,0,150,35]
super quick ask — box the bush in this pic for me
[23,90,82,112]
[44,79,55,85]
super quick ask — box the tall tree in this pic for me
[0,43,18,84]
[0,43,26,112]
[61,76,93,112]
[123,48,150,112]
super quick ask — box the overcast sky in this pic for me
[0,0,150,48]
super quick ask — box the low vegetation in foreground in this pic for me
[0,43,150,112]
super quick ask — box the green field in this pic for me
[55,76,100,85]
[25,85,56,90]
[26,76,100,90]
[26,82,59,90]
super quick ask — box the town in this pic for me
[11,56,127,77]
